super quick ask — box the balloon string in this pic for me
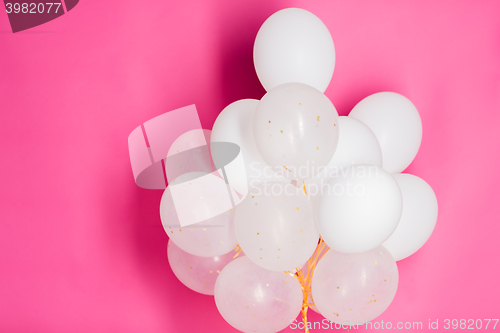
[286,238,329,333]
[233,245,242,259]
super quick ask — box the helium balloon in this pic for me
[254,8,335,93]
[349,92,422,174]
[160,173,238,257]
[311,246,398,324]
[326,116,382,172]
[253,83,339,180]
[235,182,319,271]
[318,165,402,253]
[167,240,241,295]
[383,173,438,261]
[215,256,303,333]
[304,116,382,198]
[165,129,212,183]
[211,99,285,189]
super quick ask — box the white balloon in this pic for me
[235,182,319,271]
[327,116,382,171]
[311,246,399,324]
[160,172,238,257]
[165,129,212,183]
[167,240,240,296]
[253,83,339,180]
[304,116,382,198]
[211,99,285,189]
[383,174,438,261]
[349,92,422,174]
[215,256,303,333]
[254,8,335,93]
[318,165,403,253]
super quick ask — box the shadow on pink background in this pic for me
[1,1,499,332]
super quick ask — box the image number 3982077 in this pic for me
[3,0,78,32]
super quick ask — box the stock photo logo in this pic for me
[3,0,78,32]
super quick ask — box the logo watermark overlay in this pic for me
[247,163,380,198]
[3,0,78,33]
[128,105,383,228]
[289,318,500,330]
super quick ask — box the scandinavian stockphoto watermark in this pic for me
[290,318,424,330]
[289,318,425,330]
[248,162,379,198]
[248,159,361,180]
[290,318,499,330]
[162,131,378,227]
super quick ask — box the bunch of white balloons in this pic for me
[160,8,438,333]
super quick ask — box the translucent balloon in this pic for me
[215,256,303,333]
[167,240,241,295]
[318,165,402,253]
[167,129,211,157]
[311,246,399,324]
[211,99,285,188]
[349,92,422,174]
[254,8,335,93]
[383,174,438,261]
[235,182,319,271]
[253,83,339,180]
[166,129,212,183]
[160,173,238,257]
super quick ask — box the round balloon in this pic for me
[305,116,382,198]
[160,173,238,257]
[165,129,213,184]
[383,173,438,261]
[167,240,241,295]
[211,99,285,189]
[253,83,339,180]
[318,165,403,253]
[349,92,422,174]
[254,8,335,92]
[235,182,319,271]
[311,246,399,324]
[215,256,303,333]
[325,116,382,172]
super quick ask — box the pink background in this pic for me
[1,1,499,332]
